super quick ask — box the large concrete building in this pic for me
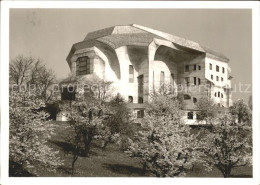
[64,24,232,124]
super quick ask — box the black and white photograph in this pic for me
[1,1,260,185]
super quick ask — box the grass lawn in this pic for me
[34,121,252,177]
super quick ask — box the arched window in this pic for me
[184,94,191,100]
[215,92,217,97]
[193,97,197,103]
[218,92,220,97]
[221,93,223,98]
[216,76,219,81]
[128,96,133,103]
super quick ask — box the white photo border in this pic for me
[1,1,259,185]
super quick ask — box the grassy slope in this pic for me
[37,121,252,177]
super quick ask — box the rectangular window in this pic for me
[185,65,189,72]
[221,77,223,82]
[61,86,76,101]
[216,76,219,81]
[185,77,190,86]
[160,71,165,92]
[188,112,193,120]
[194,65,196,71]
[210,63,212,70]
[129,65,134,83]
[222,67,225,73]
[194,77,197,85]
[216,65,219,72]
[160,71,165,84]
[211,75,213,80]
[198,65,201,70]
[198,78,201,85]
[76,57,90,76]
[137,110,144,118]
[170,73,174,85]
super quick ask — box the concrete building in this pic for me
[64,24,232,124]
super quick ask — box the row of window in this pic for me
[210,75,224,82]
[215,92,224,98]
[209,63,225,73]
[184,77,201,86]
[185,64,201,72]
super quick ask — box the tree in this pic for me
[199,112,252,177]
[126,94,202,177]
[229,99,251,124]
[195,97,220,124]
[10,55,56,103]
[61,76,119,174]
[9,91,63,176]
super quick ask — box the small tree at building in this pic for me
[126,94,203,177]
[199,112,252,178]
[229,99,252,124]
[61,76,119,174]
[195,97,220,124]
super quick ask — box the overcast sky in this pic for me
[9,9,252,102]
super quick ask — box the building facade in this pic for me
[64,24,232,124]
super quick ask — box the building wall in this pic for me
[205,57,231,107]
[66,41,232,124]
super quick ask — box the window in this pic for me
[216,76,219,81]
[193,97,197,103]
[137,110,144,118]
[160,71,165,92]
[188,112,193,120]
[198,65,201,70]
[170,73,174,85]
[218,92,220,97]
[216,65,219,72]
[184,94,191,100]
[185,77,190,86]
[198,78,201,85]
[196,112,201,120]
[221,77,223,82]
[194,77,197,85]
[129,65,134,83]
[222,67,225,73]
[76,56,90,76]
[128,96,133,103]
[211,75,213,80]
[185,65,189,72]
[61,86,76,101]
[210,63,212,70]
[221,93,223,98]
[215,92,217,97]
[160,71,165,84]
[138,97,143,104]
[194,64,196,71]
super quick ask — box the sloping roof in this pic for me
[67,24,229,63]
[97,33,166,49]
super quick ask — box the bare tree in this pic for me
[10,55,56,103]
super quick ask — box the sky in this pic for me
[9,9,252,102]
